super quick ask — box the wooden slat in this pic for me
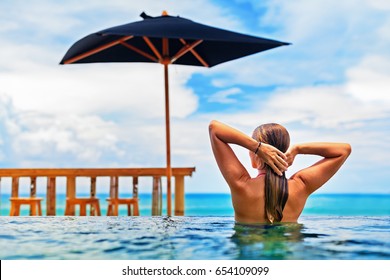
[63,35,134,64]
[179,38,209,67]
[143,36,162,60]
[120,41,158,62]
[171,39,203,63]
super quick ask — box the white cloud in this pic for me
[346,55,390,102]
[0,62,198,119]
[259,84,390,129]
[0,108,123,166]
[207,87,242,104]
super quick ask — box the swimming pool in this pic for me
[0,216,389,260]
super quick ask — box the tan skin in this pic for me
[209,120,351,223]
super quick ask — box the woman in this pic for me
[209,120,351,224]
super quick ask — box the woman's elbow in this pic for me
[208,120,219,135]
[342,143,352,158]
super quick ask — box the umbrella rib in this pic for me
[143,36,163,61]
[171,40,203,64]
[179,39,209,67]
[63,35,134,64]
[120,41,159,62]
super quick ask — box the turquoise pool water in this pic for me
[0,216,389,260]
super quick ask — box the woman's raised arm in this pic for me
[209,120,287,188]
[286,142,351,195]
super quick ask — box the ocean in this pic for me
[0,193,389,216]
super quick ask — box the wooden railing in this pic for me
[0,167,195,216]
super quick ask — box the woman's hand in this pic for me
[285,145,298,167]
[257,143,288,176]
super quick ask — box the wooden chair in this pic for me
[65,197,101,216]
[106,198,139,216]
[9,197,43,216]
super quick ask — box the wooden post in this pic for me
[90,177,97,197]
[133,176,138,198]
[90,177,97,215]
[29,177,37,216]
[152,176,162,216]
[66,176,76,215]
[174,175,185,216]
[30,177,37,197]
[110,176,119,198]
[11,177,19,197]
[46,177,56,216]
[110,176,119,215]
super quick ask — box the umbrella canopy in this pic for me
[60,11,290,215]
[60,12,289,66]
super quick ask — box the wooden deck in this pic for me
[0,167,195,216]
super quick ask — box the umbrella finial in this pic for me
[162,10,168,16]
[140,12,152,19]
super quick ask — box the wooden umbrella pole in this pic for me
[162,36,172,216]
[164,63,172,216]
[0,178,2,216]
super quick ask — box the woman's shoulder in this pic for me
[229,176,265,202]
[228,173,261,189]
[283,178,308,220]
[288,177,308,198]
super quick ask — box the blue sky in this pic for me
[0,0,389,194]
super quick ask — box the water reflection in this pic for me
[231,223,305,259]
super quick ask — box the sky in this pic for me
[0,0,389,195]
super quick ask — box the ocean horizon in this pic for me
[1,193,389,217]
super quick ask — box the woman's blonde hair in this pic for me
[253,123,290,223]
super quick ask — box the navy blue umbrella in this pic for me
[60,11,290,215]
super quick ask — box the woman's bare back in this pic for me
[231,176,307,224]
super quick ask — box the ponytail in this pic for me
[264,167,288,223]
[253,123,290,224]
